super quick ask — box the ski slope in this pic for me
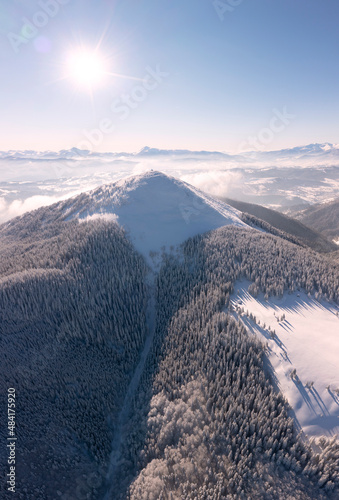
[231,283,339,438]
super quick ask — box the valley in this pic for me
[0,171,338,499]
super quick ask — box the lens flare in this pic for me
[67,49,107,89]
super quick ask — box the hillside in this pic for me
[219,197,337,253]
[1,171,249,266]
[291,198,339,244]
[0,172,338,499]
[231,283,339,438]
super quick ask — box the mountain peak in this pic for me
[59,171,249,262]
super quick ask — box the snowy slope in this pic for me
[231,282,339,438]
[58,170,250,261]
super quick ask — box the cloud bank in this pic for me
[0,144,338,223]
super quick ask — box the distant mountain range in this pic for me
[1,144,338,218]
[1,142,339,165]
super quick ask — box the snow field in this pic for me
[231,283,339,438]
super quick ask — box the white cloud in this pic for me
[81,213,119,223]
[180,170,243,198]
[0,195,62,223]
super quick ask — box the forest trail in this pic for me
[104,271,156,499]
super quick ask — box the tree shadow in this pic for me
[263,356,303,435]
[279,321,294,333]
[309,386,330,416]
[328,388,339,405]
[292,377,317,415]
[239,314,287,352]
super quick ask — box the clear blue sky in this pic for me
[0,0,338,152]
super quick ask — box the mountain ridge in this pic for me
[1,142,339,161]
[1,171,250,264]
[290,197,339,243]
[219,196,338,253]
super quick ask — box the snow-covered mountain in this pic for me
[32,171,250,262]
[1,170,339,499]
[1,142,338,163]
[1,145,339,224]
[244,142,339,162]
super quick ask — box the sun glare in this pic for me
[67,49,107,89]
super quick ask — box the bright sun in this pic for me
[67,50,107,89]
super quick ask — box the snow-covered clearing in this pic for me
[230,282,339,439]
